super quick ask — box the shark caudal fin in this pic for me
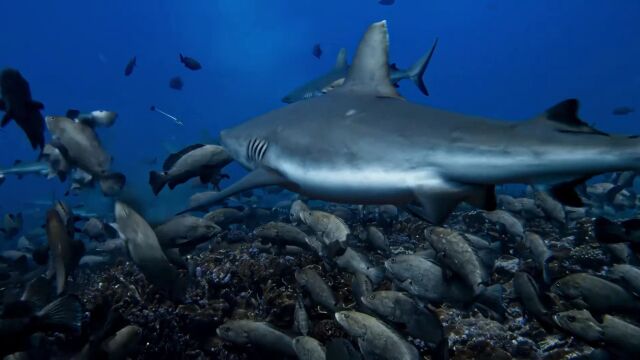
[406,37,438,96]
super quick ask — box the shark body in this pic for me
[184,21,640,223]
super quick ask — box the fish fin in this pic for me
[148,171,166,196]
[65,109,80,119]
[163,144,205,171]
[341,21,401,99]
[36,295,82,333]
[335,48,348,69]
[0,99,5,111]
[539,99,608,136]
[407,37,438,96]
[549,177,589,207]
[411,184,489,224]
[29,101,44,110]
[465,184,497,211]
[21,276,52,309]
[1,111,12,126]
[179,167,290,214]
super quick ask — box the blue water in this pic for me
[1,0,639,221]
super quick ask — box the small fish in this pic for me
[0,68,45,150]
[46,209,84,295]
[295,267,339,312]
[153,214,220,250]
[551,273,640,315]
[292,336,325,360]
[169,76,183,90]
[203,208,244,228]
[612,106,634,116]
[149,144,232,195]
[335,247,385,285]
[334,311,419,360]
[553,310,640,356]
[312,43,322,59]
[179,53,202,71]
[124,56,136,76]
[81,217,119,241]
[513,272,554,329]
[216,320,295,356]
[115,201,187,301]
[294,295,310,336]
[150,105,183,126]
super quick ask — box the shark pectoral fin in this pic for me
[179,167,289,214]
[409,190,465,224]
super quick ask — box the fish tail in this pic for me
[36,295,83,333]
[407,37,438,96]
[149,171,166,195]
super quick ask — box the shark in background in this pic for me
[281,37,438,103]
[184,20,640,224]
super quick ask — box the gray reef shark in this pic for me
[182,21,640,224]
[281,37,438,103]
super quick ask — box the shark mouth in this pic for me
[247,137,269,163]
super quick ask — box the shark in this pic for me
[182,20,640,224]
[0,160,54,185]
[281,37,438,103]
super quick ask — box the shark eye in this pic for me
[390,258,396,263]
[368,294,375,301]
[567,315,577,323]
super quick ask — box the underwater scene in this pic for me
[1,0,640,359]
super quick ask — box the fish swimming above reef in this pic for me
[282,37,437,103]
[0,69,46,150]
[183,20,640,224]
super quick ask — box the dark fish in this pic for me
[149,144,232,195]
[169,76,183,90]
[379,0,395,5]
[312,44,322,59]
[216,320,295,356]
[124,57,136,76]
[0,69,45,150]
[612,106,634,116]
[179,53,202,71]
[46,209,84,295]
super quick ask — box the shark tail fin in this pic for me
[407,37,438,96]
[149,171,166,196]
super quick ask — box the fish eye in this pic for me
[368,295,375,300]
[390,258,396,263]
[567,315,576,323]
[343,313,350,319]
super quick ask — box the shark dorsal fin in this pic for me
[342,20,401,98]
[335,48,348,69]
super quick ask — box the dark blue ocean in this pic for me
[1,0,639,221]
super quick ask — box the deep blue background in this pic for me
[1,0,639,221]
